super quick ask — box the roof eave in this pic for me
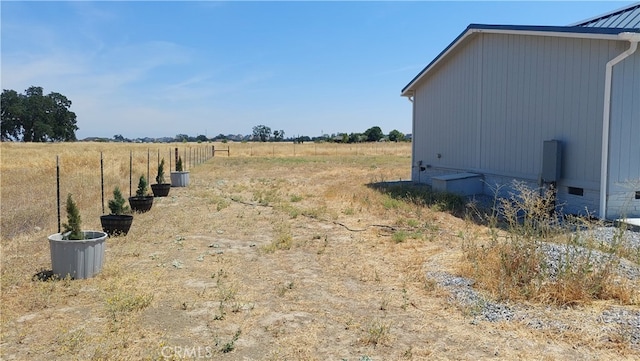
[401,24,640,97]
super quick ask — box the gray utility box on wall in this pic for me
[432,172,482,196]
[542,140,562,183]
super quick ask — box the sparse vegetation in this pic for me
[276,281,295,297]
[369,181,466,215]
[218,329,242,353]
[461,181,638,306]
[392,230,409,243]
[105,291,153,322]
[55,328,85,356]
[363,319,391,346]
[262,222,294,253]
[2,141,638,359]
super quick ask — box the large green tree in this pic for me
[388,129,405,142]
[1,86,78,142]
[0,90,22,141]
[252,125,272,142]
[272,129,285,141]
[363,126,384,142]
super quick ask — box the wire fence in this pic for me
[52,145,214,233]
[211,141,411,157]
[1,141,411,238]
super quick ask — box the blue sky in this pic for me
[1,1,636,140]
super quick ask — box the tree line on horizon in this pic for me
[109,125,409,144]
[248,124,408,144]
[108,126,409,144]
[1,87,409,143]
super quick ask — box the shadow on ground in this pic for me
[366,180,474,219]
[32,269,56,282]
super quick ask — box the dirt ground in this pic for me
[1,146,639,360]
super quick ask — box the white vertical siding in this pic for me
[411,31,638,217]
[610,50,640,184]
[478,34,619,184]
[608,50,640,218]
[412,37,482,170]
[413,33,628,183]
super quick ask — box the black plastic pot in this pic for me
[151,183,171,197]
[100,214,134,236]
[128,196,154,213]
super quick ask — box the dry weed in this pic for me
[461,181,640,306]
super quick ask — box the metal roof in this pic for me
[571,2,640,29]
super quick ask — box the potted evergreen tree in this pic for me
[170,156,190,187]
[151,158,171,197]
[100,186,134,236]
[48,194,108,279]
[128,175,154,213]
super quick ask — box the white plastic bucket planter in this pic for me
[48,231,107,279]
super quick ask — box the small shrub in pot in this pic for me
[170,156,190,187]
[151,158,171,197]
[49,194,108,279]
[101,186,134,236]
[129,175,154,213]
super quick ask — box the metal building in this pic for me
[401,3,640,220]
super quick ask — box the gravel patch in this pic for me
[427,271,515,323]
[575,227,640,280]
[579,226,640,249]
[600,308,640,345]
[538,241,640,281]
[427,226,640,345]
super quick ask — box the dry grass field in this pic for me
[1,141,639,360]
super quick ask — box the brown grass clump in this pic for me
[1,141,639,360]
[461,181,640,306]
